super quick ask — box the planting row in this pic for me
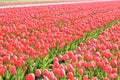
[25,22,120,80]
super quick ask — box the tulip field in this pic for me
[1,1,120,80]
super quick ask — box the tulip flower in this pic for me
[9,65,16,75]
[0,66,6,76]
[35,69,41,77]
[67,64,74,72]
[91,77,98,80]
[67,72,74,79]
[26,73,35,80]
[101,49,112,58]
[103,77,110,80]
[83,75,88,80]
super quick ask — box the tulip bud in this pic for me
[26,73,35,80]
[35,69,41,77]
[9,65,16,75]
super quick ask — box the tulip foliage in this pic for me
[0,1,120,80]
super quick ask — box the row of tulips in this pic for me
[0,1,119,26]
[24,22,120,80]
[0,1,120,80]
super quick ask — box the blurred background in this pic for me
[0,0,105,6]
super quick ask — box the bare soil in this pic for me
[0,0,79,6]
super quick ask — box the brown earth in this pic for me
[0,0,81,6]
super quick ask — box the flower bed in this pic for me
[0,1,120,80]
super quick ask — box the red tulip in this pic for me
[67,52,74,58]
[87,61,96,69]
[54,57,58,62]
[67,64,74,72]
[103,77,110,80]
[47,72,55,80]
[63,54,69,61]
[76,61,81,68]
[91,77,98,80]
[111,60,117,67]
[84,51,93,61]
[35,69,41,77]
[78,68,84,75]
[59,68,65,77]
[9,65,16,75]
[53,68,59,76]
[104,64,112,74]
[83,75,88,80]
[43,69,49,76]
[58,55,63,61]
[117,59,120,68]
[3,55,10,62]
[109,73,115,79]
[53,61,59,68]
[101,49,112,58]
[0,66,6,76]
[26,73,35,80]
[71,55,77,63]
[67,72,74,79]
